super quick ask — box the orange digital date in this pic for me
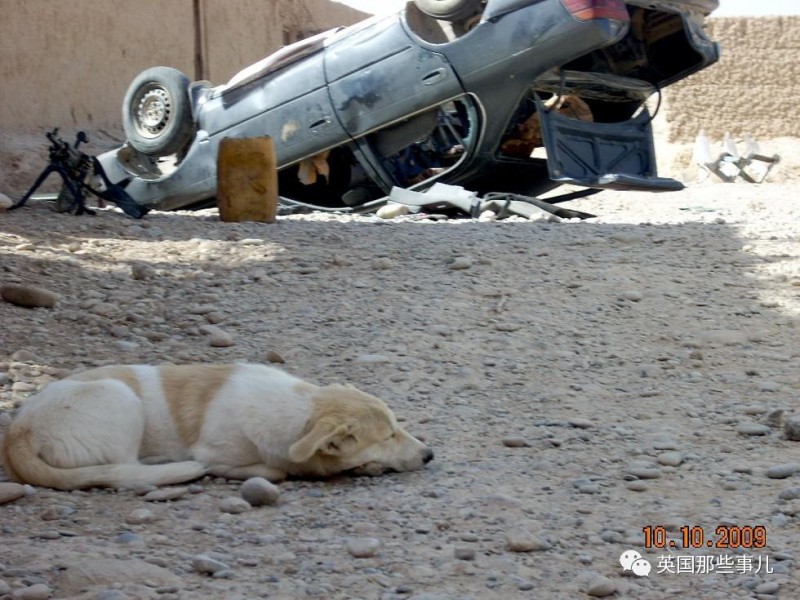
[642,525,767,549]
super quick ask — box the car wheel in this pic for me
[413,0,483,20]
[123,67,194,156]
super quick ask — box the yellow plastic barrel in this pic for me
[217,136,278,223]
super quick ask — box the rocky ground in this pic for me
[1,135,800,599]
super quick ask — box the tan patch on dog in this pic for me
[289,384,395,465]
[68,366,143,397]
[292,381,318,396]
[161,365,235,445]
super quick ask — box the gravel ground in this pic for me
[1,139,800,599]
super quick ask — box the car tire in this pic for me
[413,0,483,20]
[122,67,194,156]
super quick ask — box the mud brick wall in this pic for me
[0,0,366,131]
[664,16,800,142]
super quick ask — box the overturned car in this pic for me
[96,0,720,212]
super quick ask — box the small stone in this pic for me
[376,203,410,220]
[766,408,784,427]
[346,537,381,558]
[39,505,75,521]
[188,304,217,315]
[778,487,800,501]
[506,530,551,552]
[90,303,116,317]
[737,423,771,436]
[265,350,285,364]
[192,555,230,575]
[626,481,649,492]
[619,290,643,302]
[96,591,128,600]
[130,263,156,280]
[1,284,59,309]
[657,452,685,467]
[354,354,392,364]
[115,532,144,545]
[767,463,798,480]
[240,478,280,507]
[125,508,157,524]
[331,254,353,266]
[10,349,39,362]
[494,322,522,332]
[0,193,12,212]
[586,576,617,597]
[569,418,595,429]
[784,418,800,441]
[454,546,475,561]
[627,466,662,480]
[205,311,225,324]
[220,496,251,514]
[652,435,678,450]
[371,257,394,270]
[0,482,26,505]
[600,530,623,543]
[502,437,530,448]
[142,487,189,502]
[510,576,535,591]
[114,341,140,353]
[755,581,779,595]
[12,382,37,393]
[12,583,53,600]
[200,325,235,348]
[449,257,474,270]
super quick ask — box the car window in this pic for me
[364,95,478,189]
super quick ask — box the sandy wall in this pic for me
[0,0,366,131]
[1,6,795,143]
[664,16,800,142]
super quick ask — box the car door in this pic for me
[201,48,347,166]
[324,15,464,139]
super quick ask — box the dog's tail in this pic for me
[2,424,206,490]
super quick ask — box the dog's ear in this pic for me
[288,422,358,463]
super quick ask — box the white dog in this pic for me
[0,363,432,490]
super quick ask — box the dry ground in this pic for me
[1,134,800,599]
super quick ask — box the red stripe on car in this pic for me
[560,0,630,22]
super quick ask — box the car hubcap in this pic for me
[135,87,172,138]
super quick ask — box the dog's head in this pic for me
[287,384,433,478]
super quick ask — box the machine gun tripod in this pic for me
[11,128,149,219]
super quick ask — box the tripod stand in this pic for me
[11,129,149,219]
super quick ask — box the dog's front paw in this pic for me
[349,462,386,477]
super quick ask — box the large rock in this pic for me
[54,558,181,596]
[0,482,26,505]
[0,284,59,308]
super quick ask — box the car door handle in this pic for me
[309,117,332,131]
[422,68,447,85]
